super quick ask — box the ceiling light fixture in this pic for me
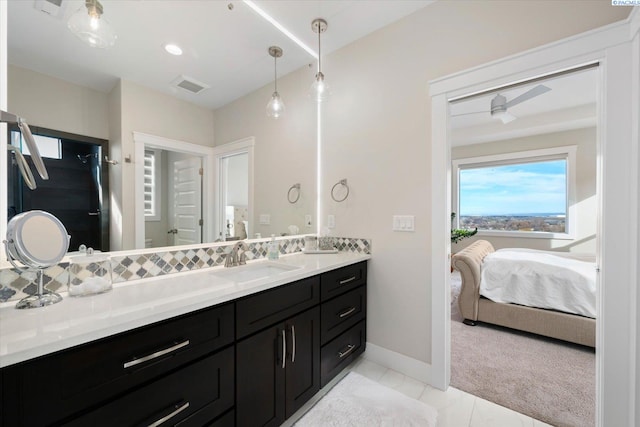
[67,0,117,49]
[164,43,183,56]
[310,18,330,103]
[266,46,285,119]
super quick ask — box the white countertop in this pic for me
[0,252,370,369]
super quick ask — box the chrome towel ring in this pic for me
[331,179,349,202]
[288,183,301,203]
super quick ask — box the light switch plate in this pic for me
[393,215,415,232]
[259,214,270,225]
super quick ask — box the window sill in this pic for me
[477,230,574,240]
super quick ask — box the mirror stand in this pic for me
[14,268,62,309]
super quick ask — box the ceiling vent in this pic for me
[34,0,67,19]
[171,75,210,95]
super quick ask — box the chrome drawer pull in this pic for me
[339,276,357,285]
[338,344,356,359]
[147,401,189,427]
[281,329,287,369]
[290,325,296,363]
[124,340,190,369]
[339,307,356,318]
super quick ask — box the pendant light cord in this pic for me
[274,54,278,92]
[317,28,322,74]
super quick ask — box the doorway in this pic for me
[7,125,109,251]
[447,66,599,425]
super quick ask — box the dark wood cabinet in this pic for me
[1,302,234,427]
[1,260,367,427]
[319,261,368,387]
[236,306,320,427]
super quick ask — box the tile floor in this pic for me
[350,357,554,427]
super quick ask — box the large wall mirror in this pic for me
[5,0,318,252]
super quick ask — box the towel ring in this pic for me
[331,179,350,202]
[288,183,301,204]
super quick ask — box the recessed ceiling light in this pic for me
[164,43,183,56]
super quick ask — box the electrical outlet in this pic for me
[328,215,335,228]
[305,214,312,227]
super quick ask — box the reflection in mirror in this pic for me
[6,0,317,253]
[220,153,250,241]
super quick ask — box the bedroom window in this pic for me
[453,146,576,239]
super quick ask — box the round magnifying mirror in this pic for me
[5,210,69,308]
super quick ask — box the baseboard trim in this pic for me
[364,342,432,384]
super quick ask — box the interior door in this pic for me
[171,156,202,246]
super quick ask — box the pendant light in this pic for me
[68,0,117,49]
[310,18,330,103]
[266,46,285,119]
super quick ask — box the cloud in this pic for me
[459,161,566,215]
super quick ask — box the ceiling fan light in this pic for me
[68,0,117,49]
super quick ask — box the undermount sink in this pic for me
[210,261,301,284]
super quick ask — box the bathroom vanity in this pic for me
[0,253,368,427]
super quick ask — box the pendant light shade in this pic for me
[266,46,285,119]
[68,0,117,49]
[310,18,330,103]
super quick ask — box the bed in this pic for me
[452,239,596,347]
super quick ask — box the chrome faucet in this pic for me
[225,241,250,267]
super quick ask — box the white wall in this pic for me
[8,65,109,139]
[317,1,628,364]
[213,65,316,237]
[225,153,249,207]
[452,128,597,253]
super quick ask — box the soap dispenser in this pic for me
[268,235,279,260]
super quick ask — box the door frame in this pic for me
[429,13,639,427]
[213,137,255,241]
[133,132,214,249]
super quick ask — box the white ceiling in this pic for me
[450,67,598,146]
[7,0,434,109]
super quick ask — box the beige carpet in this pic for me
[450,271,595,427]
[295,372,438,426]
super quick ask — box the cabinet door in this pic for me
[285,306,320,418]
[236,324,286,427]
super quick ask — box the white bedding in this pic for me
[480,249,597,318]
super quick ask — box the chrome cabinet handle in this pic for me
[124,340,190,369]
[338,307,356,318]
[290,325,296,363]
[338,344,356,359]
[339,276,357,285]
[147,401,190,427]
[281,329,287,369]
[88,211,100,216]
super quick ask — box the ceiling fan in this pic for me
[454,84,551,124]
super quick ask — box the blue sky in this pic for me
[459,160,567,216]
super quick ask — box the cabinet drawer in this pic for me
[320,320,366,387]
[236,276,320,339]
[320,262,367,301]
[321,285,366,345]
[9,303,234,427]
[64,347,235,427]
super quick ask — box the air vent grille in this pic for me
[171,75,210,94]
[34,0,66,18]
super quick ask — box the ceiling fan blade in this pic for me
[505,84,551,108]
[451,110,490,118]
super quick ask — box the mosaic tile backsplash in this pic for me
[0,237,371,303]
